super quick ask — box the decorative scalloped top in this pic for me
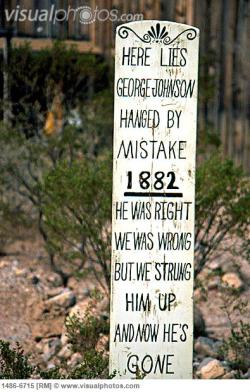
[118,22,197,45]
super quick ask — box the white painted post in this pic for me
[110,21,199,379]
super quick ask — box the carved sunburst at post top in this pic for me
[148,23,169,42]
[118,22,197,45]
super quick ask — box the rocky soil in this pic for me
[0,236,249,379]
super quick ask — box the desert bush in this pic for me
[40,350,110,379]
[0,341,33,379]
[69,350,109,379]
[0,82,113,280]
[66,313,109,354]
[64,290,110,378]
[220,321,250,375]
[0,289,110,379]
[195,152,250,276]
[0,122,90,281]
[219,286,250,374]
[0,290,110,379]
[0,339,109,379]
[42,154,112,289]
[65,291,109,354]
[38,367,64,379]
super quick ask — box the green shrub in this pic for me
[219,286,250,374]
[65,290,109,355]
[220,321,250,374]
[69,350,109,379]
[195,153,250,276]
[42,155,112,290]
[66,312,109,354]
[0,341,33,379]
[39,367,65,379]
[0,339,109,379]
[0,122,90,282]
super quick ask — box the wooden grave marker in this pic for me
[110,20,199,379]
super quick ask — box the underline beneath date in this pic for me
[124,192,183,197]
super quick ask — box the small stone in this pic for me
[67,352,82,367]
[32,313,65,340]
[47,273,63,287]
[42,338,61,362]
[198,358,226,379]
[221,261,235,273]
[222,273,243,289]
[222,371,236,379]
[60,327,68,346]
[47,363,56,370]
[0,260,9,269]
[12,259,19,268]
[208,276,220,290]
[32,292,68,344]
[69,299,91,318]
[57,344,72,360]
[209,261,221,270]
[95,334,109,353]
[45,289,76,309]
[14,268,26,277]
[193,361,200,371]
[35,341,44,354]
[69,296,108,319]
[46,287,64,298]
[195,337,222,358]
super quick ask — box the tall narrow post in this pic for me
[110,20,199,379]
